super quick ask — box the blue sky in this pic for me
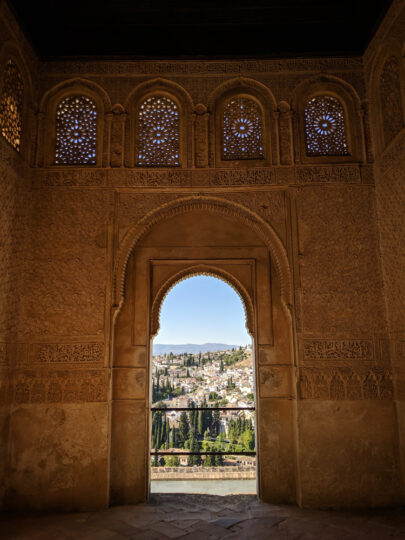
[155,275,251,345]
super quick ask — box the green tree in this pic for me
[204,454,215,466]
[212,406,221,437]
[165,455,180,467]
[187,434,202,466]
[178,411,189,447]
[241,429,255,451]
[197,409,204,437]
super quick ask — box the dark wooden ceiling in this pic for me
[9,0,393,59]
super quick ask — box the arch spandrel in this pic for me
[113,196,292,313]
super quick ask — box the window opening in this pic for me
[0,59,23,151]
[137,95,180,167]
[150,275,256,495]
[54,95,97,165]
[304,95,349,156]
[222,96,264,160]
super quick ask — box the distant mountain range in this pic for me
[153,343,244,355]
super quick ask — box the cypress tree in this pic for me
[178,411,189,446]
[198,409,204,437]
[212,407,220,437]
[165,419,170,447]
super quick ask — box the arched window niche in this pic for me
[39,80,109,167]
[0,58,24,152]
[126,80,192,168]
[54,94,98,165]
[293,77,362,164]
[211,81,274,168]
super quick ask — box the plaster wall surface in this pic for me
[363,0,405,493]
[0,0,404,511]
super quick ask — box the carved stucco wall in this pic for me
[364,0,405,493]
[0,0,404,511]
[0,1,39,508]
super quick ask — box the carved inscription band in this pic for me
[32,165,369,188]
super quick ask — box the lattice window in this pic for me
[222,97,263,160]
[0,59,24,151]
[137,95,180,167]
[380,56,404,146]
[304,95,349,156]
[55,95,97,165]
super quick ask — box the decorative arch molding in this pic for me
[38,78,112,167]
[291,74,364,163]
[367,39,405,154]
[150,265,255,338]
[207,77,277,167]
[113,195,292,312]
[125,78,194,167]
[39,77,112,114]
[124,77,194,112]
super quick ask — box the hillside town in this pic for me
[151,346,256,468]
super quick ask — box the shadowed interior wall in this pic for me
[0,0,404,511]
[364,2,405,493]
[0,1,38,507]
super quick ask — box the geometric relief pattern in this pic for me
[304,95,349,156]
[137,95,180,167]
[0,343,7,366]
[223,97,264,160]
[11,370,108,403]
[380,56,404,147]
[303,339,373,361]
[55,95,98,164]
[300,339,393,400]
[300,367,393,400]
[33,343,104,364]
[0,59,23,151]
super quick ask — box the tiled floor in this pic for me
[1,494,405,539]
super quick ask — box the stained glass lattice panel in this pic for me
[223,97,264,160]
[137,96,180,167]
[304,95,349,156]
[55,95,97,165]
[0,60,24,151]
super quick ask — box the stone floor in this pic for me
[1,494,405,539]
